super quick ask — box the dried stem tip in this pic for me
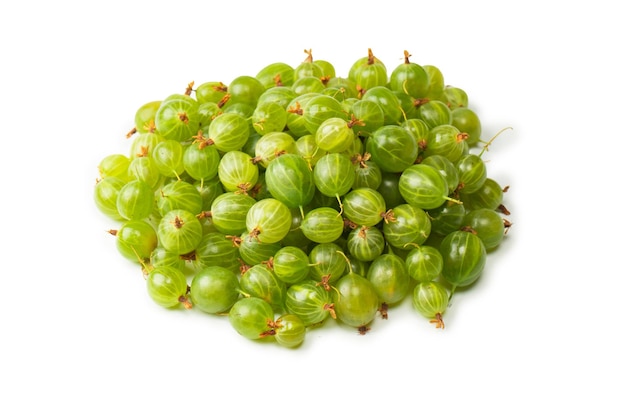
[430,313,445,329]
[403,50,411,64]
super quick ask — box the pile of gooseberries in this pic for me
[94,48,512,348]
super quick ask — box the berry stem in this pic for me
[444,195,463,205]
[478,126,513,158]
[336,250,353,274]
[335,194,344,216]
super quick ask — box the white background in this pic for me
[1,1,625,416]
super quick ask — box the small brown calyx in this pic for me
[403,50,412,64]
[413,98,430,107]
[259,329,277,338]
[107,229,118,236]
[196,211,212,220]
[259,319,282,338]
[248,182,263,199]
[498,204,511,216]
[367,48,376,65]
[343,218,358,231]
[320,75,331,86]
[126,127,137,138]
[178,112,189,124]
[217,93,231,108]
[262,256,275,271]
[178,295,193,309]
[266,319,282,331]
[430,313,445,329]
[351,152,371,168]
[235,182,252,195]
[185,81,194,96]
[323,303,337,319]
[144,120,157,133]
[347,114,366,130]
[316,274,332,291]
[213,82,228,92]
[378,302,389,320]
[356,85,367,99]
[273,74,283,86]
[358,225,370,239]
[504,219,513,234]
[171,215,185,229]
[226,235,243,248]
[287,102,303,115]
[247,227,261,242]
[382,209,396,224]
[357,325,371,335]
[136,145,149,158]
[180,251,196,261]
[456,132,470,143]
[303,48,313,63]
[239,260,251,275]
[460,225,478,235]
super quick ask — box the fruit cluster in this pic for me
[94,49,512,348]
